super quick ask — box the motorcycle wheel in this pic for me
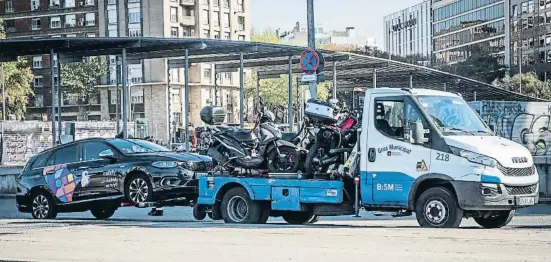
[305,143,331,177]
[267,146,300,173]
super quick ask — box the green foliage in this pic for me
[438,47,506,84]
[250,28,281,44]
[493,72,551,100]
[0,19,34,120]
[60,57,108,120]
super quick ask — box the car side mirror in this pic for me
[99,149,116,160]
[411,122,425,145]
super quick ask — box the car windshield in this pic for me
[415,95,492,136]
[109,139,171,154]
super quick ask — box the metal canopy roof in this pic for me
[0,37,542,102]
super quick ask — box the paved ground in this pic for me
[1,198,551,262]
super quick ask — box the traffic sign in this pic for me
[301,74,317,83]
[299,49,320,74]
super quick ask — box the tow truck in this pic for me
[193,88,540,228]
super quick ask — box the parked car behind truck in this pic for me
[196,88,540,228]
[16,138,213,219]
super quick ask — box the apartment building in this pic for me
[97,0,251,141]
[507,0,551,80]
[432,0,506,65]
[0,0,101,121]
[0,0,251,141]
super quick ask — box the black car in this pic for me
[15,138,213,219]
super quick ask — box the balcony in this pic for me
[180,0,195,6]
[180,16,195,26]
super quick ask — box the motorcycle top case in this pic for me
[200,106,226,125]
[305,99,337,124]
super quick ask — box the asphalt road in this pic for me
[1,198,551,262]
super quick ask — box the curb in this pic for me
[0,194,15,199]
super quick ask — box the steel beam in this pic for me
[239,52,245,128]
[184,49,190,152]
[121,48,128,138]
[288,56,293,132]
[50,49,56,146]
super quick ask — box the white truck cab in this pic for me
[360,88,539,227]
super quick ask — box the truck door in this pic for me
[363,95,431,206]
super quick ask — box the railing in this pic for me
[180,0,195,6]
[180,15,195,26]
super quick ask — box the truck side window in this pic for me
[404,101,429,143]
[374,101,404,139]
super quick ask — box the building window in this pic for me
[238,35,245,41]
[33,56,43,69]
[108,9,117,24]
[171,27,179,38]
[213,30,220,39]
[85,0,95,6]
[50,0,61,7]
[204,69,212,82]
[129,12,140,23]
[223,12,230,27]
[203,0,209,5]
[34,76,44,87]
[85,13,96,26]
[170,7,178,22]
[86,33,96,37]
[213,0,219,6]
[66,34,77,37]
[223,32,230,39]
[237,0,244,12]
[202,10,210,25]
[108,0,116,4]
[223,0,229,8]
[224,72,233,84]
[31,0,40,11]
[238,16,245,31]
[5,1,14,13]
[129,29,141,37]
[32,18,41,30]
[65,14,76,27]
[203,29,210,38]
[50,16,61,29]
[183,28,195,37]
[213,11,220,26]
[65,0,75,7]
[108,29,117,37]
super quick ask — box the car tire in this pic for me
[221,187,262,224]
[125,173,153,205]
[31,191,57,219]
[415,187,463,228]
[282,211,316,225]
[91,207,117,220]
[193,204,207,221]
[473,210,515,229]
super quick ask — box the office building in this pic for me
[432,0,506,65]
[507,0,551,80]
[383,0,432,59]
[0,0,251,141]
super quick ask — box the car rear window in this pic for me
[26,152,51,170]
[47,145,79,165]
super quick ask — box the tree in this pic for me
[438,47,506,84]
[60,57,108,120]
[0,19,34,120]
[493,72,551,100]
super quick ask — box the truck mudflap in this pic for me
[452,180,539,211]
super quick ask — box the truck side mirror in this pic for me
[411,122,425,145]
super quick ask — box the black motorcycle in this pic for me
[200,99,300,174]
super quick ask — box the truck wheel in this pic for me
[221,187,262,224]
[91,207,117,220]
[256,202,271,224]
[193,204,207,221]
[415,187,463,228]
[473,210,515,229]
[282,211,316,225]
[31,191,57,219]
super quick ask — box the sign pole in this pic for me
[306,0,317,98]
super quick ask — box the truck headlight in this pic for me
[450,146,496,167]
[151,161,178,168]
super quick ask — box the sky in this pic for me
[251,0,422,47]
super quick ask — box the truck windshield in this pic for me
[415,95,491,136]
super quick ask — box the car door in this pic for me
[363,94,432,207]
[77,141,123,198]
[42,144,82,203]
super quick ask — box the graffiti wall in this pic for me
[1,121,135,166]
[470,101,551,156]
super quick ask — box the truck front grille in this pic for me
[497,163,534,177]
[505,184,538,195]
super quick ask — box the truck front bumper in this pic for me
[452,181,539,211]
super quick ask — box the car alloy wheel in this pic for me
[32,195,50,219]
[128,178,149,203]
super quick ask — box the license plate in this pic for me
[516,197,535,206]
[195,173,209,178]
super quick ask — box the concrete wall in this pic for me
[0,166,22,194]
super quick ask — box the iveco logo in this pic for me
[512,157,528,164]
